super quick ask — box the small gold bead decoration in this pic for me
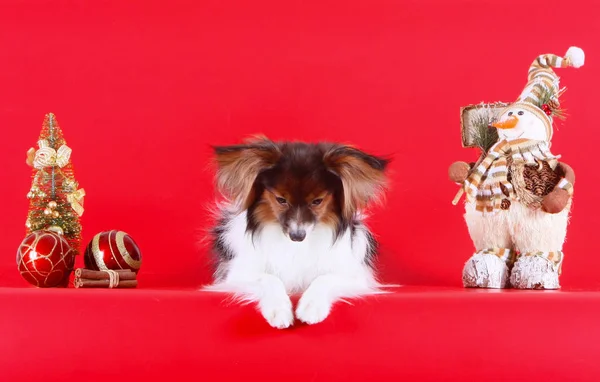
[48,201,57,209]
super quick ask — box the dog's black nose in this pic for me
[289,230,306,242]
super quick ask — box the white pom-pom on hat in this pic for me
[565,46,585,68]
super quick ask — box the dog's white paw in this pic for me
[259,296,294,329]
[296,292,332,325]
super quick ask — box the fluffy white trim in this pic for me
[566,46,585,68]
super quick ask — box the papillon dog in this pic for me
[206,136,389,328]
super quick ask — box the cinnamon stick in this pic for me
[74,279,138,289]
[75,268,136,280]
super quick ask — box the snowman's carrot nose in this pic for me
[492,115,519,129]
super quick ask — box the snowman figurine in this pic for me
[449,46,584,289]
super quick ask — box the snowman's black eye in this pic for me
[508,112,513,116]
[518,111,524,116]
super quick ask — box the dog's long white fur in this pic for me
[204,207,387,328]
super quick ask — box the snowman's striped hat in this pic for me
[510,46,585,139]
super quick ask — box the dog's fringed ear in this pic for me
[323,145,389,219]
[213,136,281,209]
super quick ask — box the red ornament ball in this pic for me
[16,230,76,287]
[84,230,142,273]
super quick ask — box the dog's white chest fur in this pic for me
[220,211,372,294]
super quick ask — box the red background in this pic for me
[1,1,599,381]
[1,0,597,289]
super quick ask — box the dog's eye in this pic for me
[311,198,323,206]
[275,197,288,205]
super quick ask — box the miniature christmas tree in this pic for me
[25,113,85,256]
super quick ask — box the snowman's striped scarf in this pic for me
[463,139,563,212]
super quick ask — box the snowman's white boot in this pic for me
[463,202,513,288]
[462,248,513,288]
[508,202,570,289]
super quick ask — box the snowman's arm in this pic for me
[541,161,575,214]
[556,162,575,185]
[448,161,475,183]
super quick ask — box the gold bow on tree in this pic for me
[26,140,72,169]
[67,188,86,216]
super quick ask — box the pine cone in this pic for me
[523,161,561,197]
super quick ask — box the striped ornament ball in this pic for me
[84,230,142,273]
